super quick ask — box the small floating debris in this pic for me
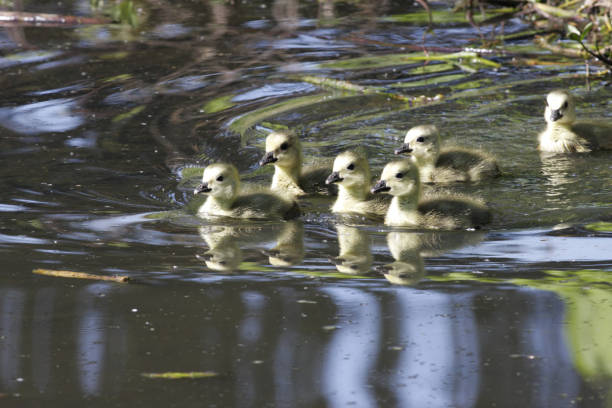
[297,299,318,304]
[509,354,538,360]
[141,371,219,380]
[33,268,129,283]
[322,325,339,331]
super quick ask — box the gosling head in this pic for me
[394,125,440,162]
[325,150,370,189]
[259,132,302,168]
[371,160,420,197]
[194,163,240,202]
[544,90,576,125]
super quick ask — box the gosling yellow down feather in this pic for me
[325,150,390,217]
[259,132,334,198]
[539,89,612,153]
[395,124,500,183]
[371,160,491,229]
[193,163,299,220]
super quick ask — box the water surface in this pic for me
[0,0,611,406]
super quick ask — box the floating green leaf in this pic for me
[112,105,145,123]
[141,371,219,379]
[202,95,235,114]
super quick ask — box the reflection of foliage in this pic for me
[585,222,612,232]
[434,269,612,384]
[514,270,612,382]
[90,0,143,27]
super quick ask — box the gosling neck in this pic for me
[338,182,369,202]
[395,189,419,211]
[413,154,436,182]
[271,158,303,193]
[389,185,421,224]
[203,195,235,214]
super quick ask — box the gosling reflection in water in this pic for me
[382,231,425,285]
[198,221,305,272]
[540,153,577,202]
[382,231,486,285]
[197,225,243,272]
[262,220,305,267]
[330,225,373,275]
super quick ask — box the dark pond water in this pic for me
[1,0,612,406]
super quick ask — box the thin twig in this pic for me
[0,11,110,26]
[33,268,129,282]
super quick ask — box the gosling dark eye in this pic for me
[216,175,224,182]
[395,173,403,179]
[347,163,355,170]
[280,142,289,150]
[562,101,568,109]
[416,137,425,143]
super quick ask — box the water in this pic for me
[1,1,611,406]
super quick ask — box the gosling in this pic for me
[193,163,299,220]
[259,132,334,198]
[325,150,390,217]
[539,89,612,153]
[395,124,500,183]
[371,160,491,229]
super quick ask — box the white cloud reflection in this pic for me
[0,98,85,135]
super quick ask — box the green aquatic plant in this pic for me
[111,0,141,27]
[567,23,612,68]
[229,94,329,137]
[382,7,514,25]
[320,51,500,72]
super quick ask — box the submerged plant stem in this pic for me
[298,75,444,105]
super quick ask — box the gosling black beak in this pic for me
[550,109,563,122]
[328,256,344,266]
[394,143,412,155]
[259,151,277,166]
[371,180,390,194]
[325,171,343,185]
[196,252,214,262]
[194,183,211,195]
